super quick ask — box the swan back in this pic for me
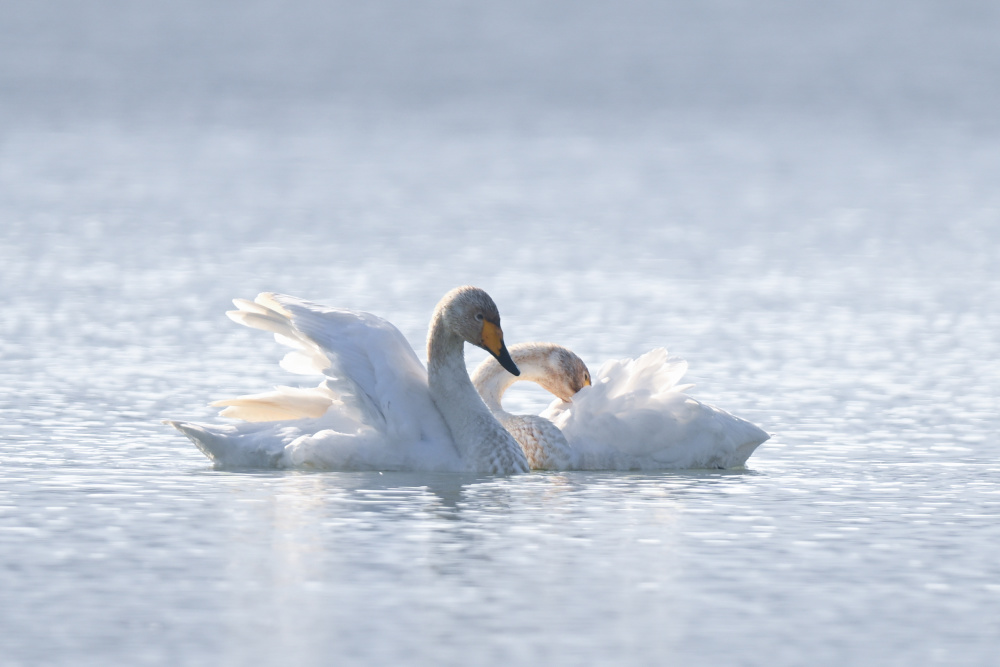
[541,348,769,469]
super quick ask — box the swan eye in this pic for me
[475,313,484,322]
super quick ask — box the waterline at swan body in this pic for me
[166,287,529,474]
[472,343,769,470]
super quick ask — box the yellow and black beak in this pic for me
[481,320,520,376]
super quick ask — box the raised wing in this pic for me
[226,293,447,442]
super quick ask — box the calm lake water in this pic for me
[3,1,1000,665]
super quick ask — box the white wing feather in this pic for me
[226,293,451,445]
[541,348,769,469]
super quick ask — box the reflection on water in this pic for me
[5,461,1000,665]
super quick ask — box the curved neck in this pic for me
[472,353,557,418]
[470,358,520,416]
[426,310,493,445]
[424,303,528,474]
[427,309,472,391]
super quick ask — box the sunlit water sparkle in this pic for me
[3,1,1000,665]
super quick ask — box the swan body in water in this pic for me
[167,287,530,474]
[472,343,769,470]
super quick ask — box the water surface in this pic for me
[2,1,1000,665]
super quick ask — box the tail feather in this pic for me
[164,419,287,468]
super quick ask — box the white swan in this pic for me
[166,286,530,474]
[472,343,769,470]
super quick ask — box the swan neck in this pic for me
[427,310,465,377]
[471,360,519,416]
[426,309,489,436]
[425,300,528,474]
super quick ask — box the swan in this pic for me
[166,286,530,474]
[471,343,769,470]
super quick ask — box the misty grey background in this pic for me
[3,0,998,127]
[2,1,1000,666]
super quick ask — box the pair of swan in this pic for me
[167,287,768,472]
[474,344,769,470]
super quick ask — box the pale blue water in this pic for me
[3,1,1000,665]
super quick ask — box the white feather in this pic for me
[542,349,768,469]
[474,344,769,470]
[167,288,529,474]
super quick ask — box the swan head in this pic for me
[438,286,520,376]
[496,343,591,402]
[530,344,592,402]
